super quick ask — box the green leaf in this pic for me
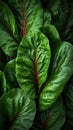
[41,24,62,49]
[40,97,65,130]
[16,30,51,98]
[39,41,73,111]
[0,1,19,39]
[66,79,73,126]
[0,71,7,96]
[48,111,65,130]
[7,0,43,37]
[47,0,61,16]
[4,59,19,90]
[0,88,36,130]
[43,10,52,26]
[0,1,19,58]
[51,0,73,44]
[41,0,61,13]
[52,0,69,30]
[61,1,73,44]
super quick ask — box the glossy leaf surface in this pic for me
[39,41,73,111]
[0,88,36,130]
[16,30,51,98]
[40,97,65,130]
[0,1,19,58]
[7,0,43,37]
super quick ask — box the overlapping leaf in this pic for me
[0,88,36,130]
[31,97,65,130]
[40,97,65,130]
[41,0,61,16]
[4,59,19,90]
[39,25,73,111]
[47,0,61,16]
[0,1,19,58]
[52,0,69,29]
[40,24,62,49]
[7,0,43,37]
[0,1,73,129]
[61,1,73,44]
[16,30,51,98]
[40,98,65,130]
[0,71,7,96]
[50,0,73,44]
[43,10,51,26]
[66,79,73,126]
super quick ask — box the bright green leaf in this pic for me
[16,30,51,98]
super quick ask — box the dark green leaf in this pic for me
[66,79,73,126]
[0,1,19,39]
[47,0,61,16]
[52,0,69,30]
[0,1,19,58]
[0,71,7,96]
[48,111,65,130]
[40,97,65,130]
[43,10,51,26]
[51,0,73,44]
[61,1,73,44]
[4,59,19,90]
[41,24,62,49]
[0,88,36,130]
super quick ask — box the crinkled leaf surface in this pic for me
[0,71,7,96]
[4,59,19,90]
[7,0,43,37]
[39,41,73,111]
[16,30,51,98]
[0,88,36,130]
[40,97,64,129]
[0,1,19,58]
[31,97,65,130]
[41,24,62,49]
[48,111,65,130]
[40,97,65,130]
